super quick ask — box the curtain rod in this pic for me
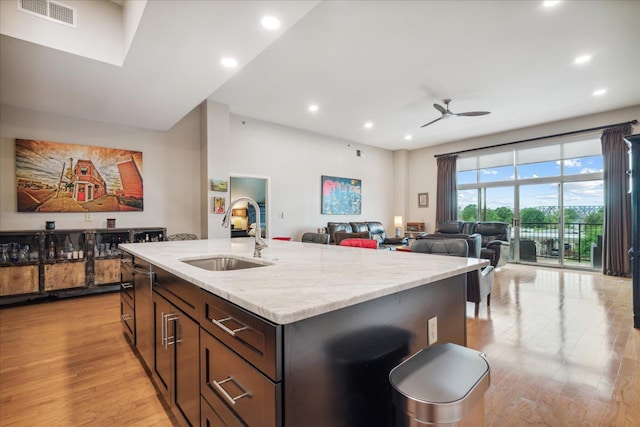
[434,119,638,158]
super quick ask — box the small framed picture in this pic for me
[418,192,429,208]
[211,179,228,192]
[213,197,226,214]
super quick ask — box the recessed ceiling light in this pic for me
[574,54,592,65]
[543,0,560,7]
[404,135,413,141]
[308,104,319,112]
[221,57,238,68]
[364,122,373,129]
[593,88,607,96]
[261,16,281,30]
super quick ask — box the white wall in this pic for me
[0,0,124,65]
[123,1,148,58]
[407,105,640,230]
[0,104,395,241]
[0,104,201,236]
[228,115,395,240]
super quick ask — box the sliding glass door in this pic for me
[456,137,604,269]
[517,183,560,266]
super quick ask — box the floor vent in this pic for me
[18,0,77,28]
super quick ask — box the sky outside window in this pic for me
[563,156,603,175]
[457,170,477,185]
[563,180,603,206]
[518,160,560,179]
[479,165,514,183]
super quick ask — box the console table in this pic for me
[0,226,165,306]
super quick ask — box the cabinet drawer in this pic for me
[44,261,86,290]
[201,329,281,427]
[200,289,282,381]
[0,265,39,296]
[121,279,134,306]
[153,267,199,319]
[95,258,121,285]
[120,295,135,343]
[201,396,243,427]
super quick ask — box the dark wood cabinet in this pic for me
[152,272,200,427]
[120,249,467,427]
[200,328,280,427]
[624,134,640,328]
[200,396,244,427]
[133,257,154,370]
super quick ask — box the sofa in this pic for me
[326,221,408,247]
[426,221,511,267]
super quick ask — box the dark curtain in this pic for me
[601,125,633,277]
[436,155,458,224]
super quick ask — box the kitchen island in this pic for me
[120,238,487,427]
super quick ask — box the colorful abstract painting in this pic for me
[321,175,362,215]
[15,139,143,212]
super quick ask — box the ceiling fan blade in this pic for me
[420,117,443,128]
[433,103,446,114]
[455,111,491,117]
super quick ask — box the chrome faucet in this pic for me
[222,197,268,258]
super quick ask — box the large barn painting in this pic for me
[15,139,143,212]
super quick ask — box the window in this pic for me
[456,136,604,268]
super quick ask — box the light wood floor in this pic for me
[468,264,640,426]
[0,293,175,427]
[0,264,638,426]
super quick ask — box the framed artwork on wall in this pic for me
[321,175,362,215]
[418,192,429,208]
[213,197,225,214]
[211,179,228,192]
[15,139,143,212]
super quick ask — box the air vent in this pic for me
[18,0,77,28]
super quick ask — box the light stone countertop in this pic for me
[119,238,488,325]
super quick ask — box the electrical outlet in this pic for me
[428,316,438,345]
[85,213,92,222]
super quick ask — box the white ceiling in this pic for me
[1,0,639,151]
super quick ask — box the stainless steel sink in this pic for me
[181,256,271,271]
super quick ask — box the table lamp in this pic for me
[394,216,403,237]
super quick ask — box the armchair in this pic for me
[364,221,408,246]
[411,238,494,316]
[418,233,481,259]
[301,232,330,244]
[473,222,511,268]
[435,220,475,235]
[327,222,353,244]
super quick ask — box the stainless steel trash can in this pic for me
[389,343,490,426]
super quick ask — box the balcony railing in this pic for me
[516,222,603,267]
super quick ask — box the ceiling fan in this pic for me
[421,99,490,128]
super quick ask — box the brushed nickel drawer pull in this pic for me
[165,314,182,347]
[161,311,167,349]
[212,376,251,405]
[211,316,249,337]
[121,282,133,289]
[121,314,133,321]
